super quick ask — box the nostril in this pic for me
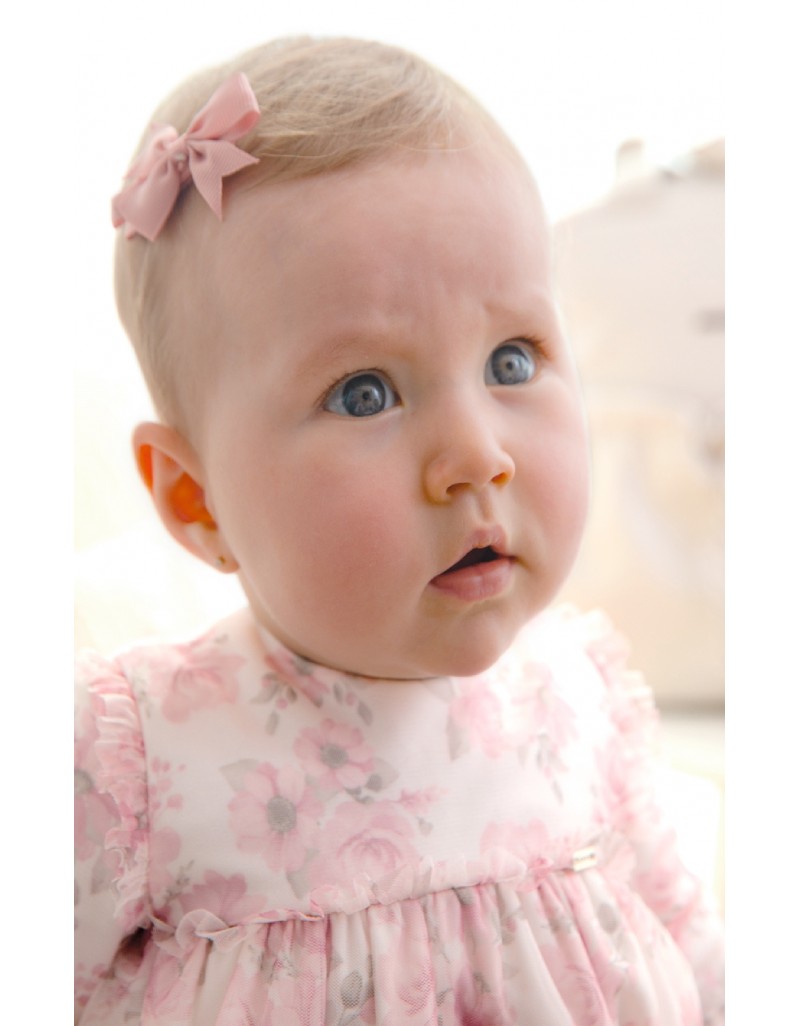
[443,480,470,498]
[424,444,514,503]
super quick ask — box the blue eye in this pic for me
[324,372,399,417]
[485,342,536,386]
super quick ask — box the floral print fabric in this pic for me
[75,606,724,1024]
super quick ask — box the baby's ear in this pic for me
[132,422,239,573]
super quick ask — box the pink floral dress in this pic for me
[75,605,724,1025]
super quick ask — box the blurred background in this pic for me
[71,0,724,906]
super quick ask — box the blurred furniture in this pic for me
[555,138,724,710]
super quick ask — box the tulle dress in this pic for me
[75,605,724,1025]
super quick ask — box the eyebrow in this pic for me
[282,288,560,380]
[286,321,409,379]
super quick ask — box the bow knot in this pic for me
[112,73,260,242]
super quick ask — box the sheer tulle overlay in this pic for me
[75,607,723,1024]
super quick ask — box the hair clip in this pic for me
[112,72,260,242]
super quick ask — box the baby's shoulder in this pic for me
[512,604,651,707]
[75,606,259,708]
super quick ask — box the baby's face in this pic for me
[190,147,589,678]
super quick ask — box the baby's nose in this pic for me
[422,409,515,503]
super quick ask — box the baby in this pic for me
[75,36,724,1025]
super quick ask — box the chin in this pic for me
[433,594,559,678]
[422,628,521,680]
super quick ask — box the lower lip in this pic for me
[429,557,514,602]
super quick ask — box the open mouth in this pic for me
[429,525,514,602]
[430,543,514,602]
[442,546,503,575]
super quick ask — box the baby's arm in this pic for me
[74,652,149,1022]
[585,614,725,1025]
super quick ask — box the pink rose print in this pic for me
[74,962,109,1018]
[397,787,447,815]
[633,832,694,928]
[586,625,630,691]
[75,693,138,873]
[481,817,551,864]
[144,633,245,723]
[262,970,328,1026]
[449,679,506,758]
[294,719,374,791]
[142,948,199,1022]
[379,968,435,1025]
[149,826,183,901]
[512,662,577,749]
[453,965,512,1026]
[264,647,329,707]
[594,740,636,828]
[178,870,266,921]
[372,941,436,1025]
[150,758,184,813]
[264,644,307,681]
[139,758,185,903]
[74,762,118,864]
[229,763,322,873]
[548,961,625,1026]
[310,800,418,889]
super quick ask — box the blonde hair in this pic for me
[114,36,518,430]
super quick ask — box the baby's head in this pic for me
[115,37,508,433]
[114,37,590,680]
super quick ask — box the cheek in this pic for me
[241,450,413,591]
[543,437,589,511]
[520,410,590,540]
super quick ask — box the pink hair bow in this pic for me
[112,72,260,241]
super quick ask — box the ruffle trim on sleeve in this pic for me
[574,607,658,751]
[564,606,660,833]
[85,655,151,933]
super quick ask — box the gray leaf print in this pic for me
[340,970,363,1008]
[364,758,399,792]
[220,759,260,792]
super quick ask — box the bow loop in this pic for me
[184,72,261,144]
[111,72,260,241]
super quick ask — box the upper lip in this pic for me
[435,526,512,577]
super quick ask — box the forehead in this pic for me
[227,148,545,287]
[191,148,553,382]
